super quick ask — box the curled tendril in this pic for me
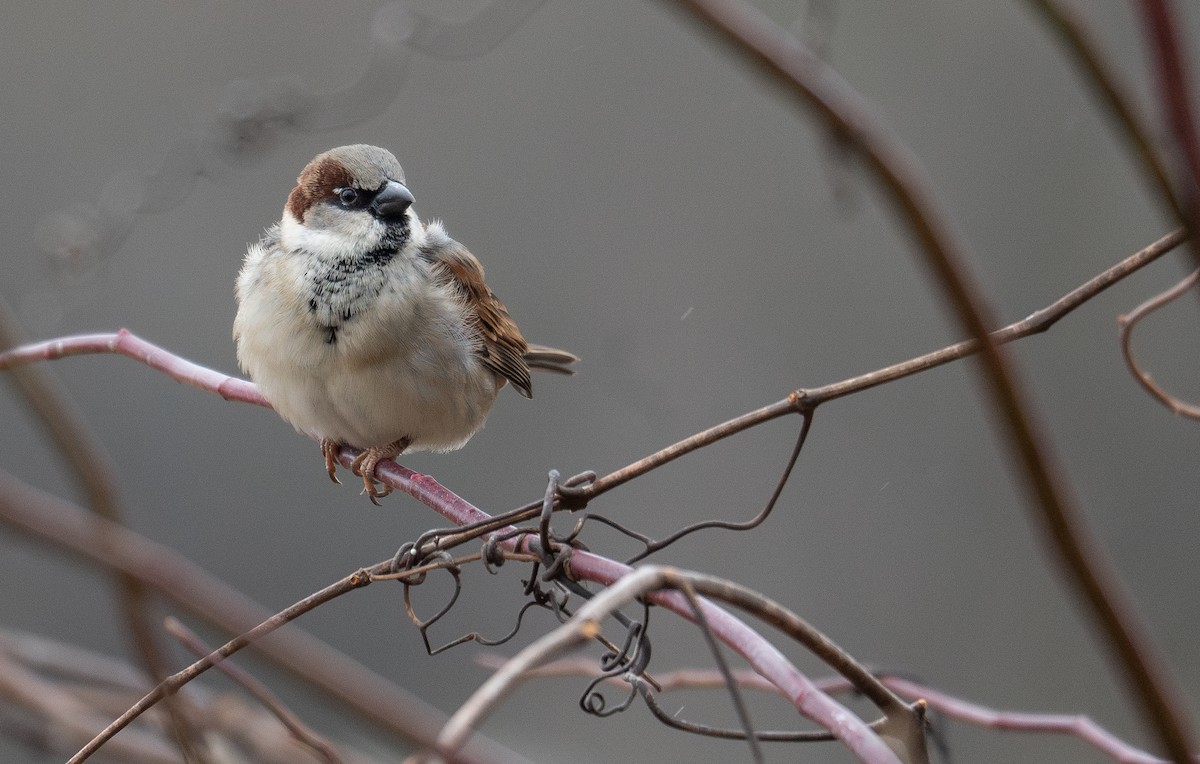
[583,416,813,565]
[481,535,508,573]
[556,470,598,510]
[390,541,419,575]
[396,547,570,656]
[578,599,654,719]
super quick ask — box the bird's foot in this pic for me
[350,438,410,506]
[320,439,343,484]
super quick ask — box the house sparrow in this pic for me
[234,144,576,503]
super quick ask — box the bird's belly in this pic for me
[240,323,499,453]
[324,353,500,451]
[249,346,498,452]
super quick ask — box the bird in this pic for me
[233,144,576,503]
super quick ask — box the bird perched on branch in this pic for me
[234,144,576,503]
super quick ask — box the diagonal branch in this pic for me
[1137,0,1200,274]
[1023,0,1190,229]
[0,468,891,762]
[579,227,1185,499]
[0,470,526,764]
[2,229,1180,514]
[431,566,919,764]
[660,2,1196,760]
[163,617,343,764]
[67,568,376,764]
[0,301,209,761]
[0,237,1187,761]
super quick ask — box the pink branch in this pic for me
[881,677,1179,764]
[375,466,896,759]
[0,330,268,407]
[2,330,893,760]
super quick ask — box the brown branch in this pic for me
[1137,0,1200,275]
[431,566,917,764]
[0,651,180,764]
[163,617,344,764]
[607,658,1181,761]
[0,627,405,763]
[0,229,1181,516]
[67,568,377,763]
[490,656,1180,763]
[0,470,526,764]
[659,3,1197,760]
[0,238,1187,761]
[0,469,880,762]
[1023,1,1188,225]
[879,676,1188,764]
[582,227,1186,499]
[0,302,209,761]
[1119,269,1200,418]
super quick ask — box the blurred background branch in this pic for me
[1,1,1197,762]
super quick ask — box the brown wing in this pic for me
[420,235,534,398]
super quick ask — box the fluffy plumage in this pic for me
[234,145,575,502]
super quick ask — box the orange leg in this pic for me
[350,438,410,505]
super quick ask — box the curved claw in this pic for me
[348,438,409,505]
[320,439,342,485]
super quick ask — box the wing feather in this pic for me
[419,230,534,398]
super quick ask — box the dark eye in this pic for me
[335,187,361,207]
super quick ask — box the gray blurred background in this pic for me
[2,1,1198,761]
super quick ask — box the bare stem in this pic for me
[1118,269,1200,418]
[662,2,1197,758]
[1137,0,1200,276]
[1024,0,1187,224]
[163,617,344,764]
[0,230,1182,518]
[582,228,1185,499]
[432,566,913,764]
[68,568,376,763]
[0,302,208,761]
[0,471,524,764]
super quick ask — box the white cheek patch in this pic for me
[280,212,382,260]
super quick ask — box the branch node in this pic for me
[787,389,811,413]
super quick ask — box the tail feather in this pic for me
[524,343,578,376]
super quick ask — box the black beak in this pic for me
[371,180,415,222]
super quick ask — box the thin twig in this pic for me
[0,469,867,762]
[1137,0,1200,277]
[381,507,897,757]
[1023,0,1188,224]
[477,656,1181,764]
[1118,269,1200,418]
[0,229,1182,517]
[660,4,1197,759]
[631,675,866,742]
[0,301,209,762]
[581,226,1186,499]
[675,580,763,762]
[431,566,914,764]
[872,676,1184,764]
[67,568,376,763]
[163,617,344,764]
[0,471,527,764]
[0,328,267,406]
[667,571,926,759]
